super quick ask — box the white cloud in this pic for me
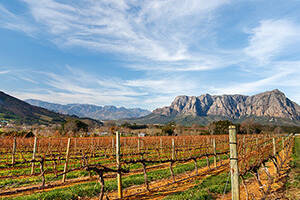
[2,1,300,108]
[124,77,196,95]
[2,66,197,109]
[11,0,230,64]
[127,58,226,72]
[0,70,10,74]
[209,61,300,95]
[210,73,287,95]
[0,4,36,34]
[244,19,300,64]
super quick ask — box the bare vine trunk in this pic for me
[169,162,175,183]
[142,162,150,191]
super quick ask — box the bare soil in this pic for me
[91,161,229,200]
[219,149,293,200]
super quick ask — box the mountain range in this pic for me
[25,99,151,120]
[1,89,300,126]
[0,91,65,125]
[0,91,102,126]
[129,89,300,126]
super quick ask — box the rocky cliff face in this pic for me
[153,89,300,120]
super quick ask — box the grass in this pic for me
[2,156,221,200]
[286,136,300,190]
[290,137,300,169]
[163,172,231,200]
[0,169,92,189]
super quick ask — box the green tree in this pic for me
[207,120,233,135]
[162,122,176,136]
[240,119,262,134]
[63,119,89,134]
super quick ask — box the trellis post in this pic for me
[212,138,217,168]
[138,135,140,153]
[116,131,123,198]
[171,138,175,160]
[11,137,16,165]
[282,137,285,160]
[112,137,114,153]
[229,125,240,200]
[160,137,163,154]
[31,137,37,175]
[62,138,71,182]
[273,137,276,156]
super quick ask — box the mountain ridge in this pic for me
[0,91,65,125]
[153,89,300,120]
[25,99,151,120]
[125,89,300,126]
[0,91,103,126]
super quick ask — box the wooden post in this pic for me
[206,155,210,169]
[116,131,123,199]
[273,137,276,156]
[171,138,175,160]
[74,138,77,152]
[124,137,126,149]
[91,138,95,158]
[112,137,114,153]
[160,138,163,154]
[282,137,285,160]
[62,138,71,182]
[138,136,140,153]
[213,138,217,168]
[229,125,240,200]
[242,136,246,154]
[11,137,16,165]
[31,137,37,175]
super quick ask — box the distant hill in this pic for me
[0,91,66,125]
[0,91,103,126]
[129,89,300,126]
[25,99,151,120]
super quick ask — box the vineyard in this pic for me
[0,129,295,200]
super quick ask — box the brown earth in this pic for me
[90,161,229,200]
[0,160,194,198]
[219,148,293,200]
[2,142,295,200]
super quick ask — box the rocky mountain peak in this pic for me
[153,90,300,120]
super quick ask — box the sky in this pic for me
[0,0,300,110]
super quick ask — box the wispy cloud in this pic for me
[1,1,300,108]
[0,4,36,35]
[4,66,197,109]
[209,61,300,95]
[0,70,10,75]
[124,77,196,95]
[0,0,238,72]
[244,19,300,65]
[6,0,230,65]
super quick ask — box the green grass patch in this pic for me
[286,136,300,189]
[3,156,223,200]
[163,172,231,200]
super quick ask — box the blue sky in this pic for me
[1,0,300,110]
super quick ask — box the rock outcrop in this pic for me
[153,89,300,120]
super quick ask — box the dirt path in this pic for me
[285,136,300,200]
[218,149,293,200]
